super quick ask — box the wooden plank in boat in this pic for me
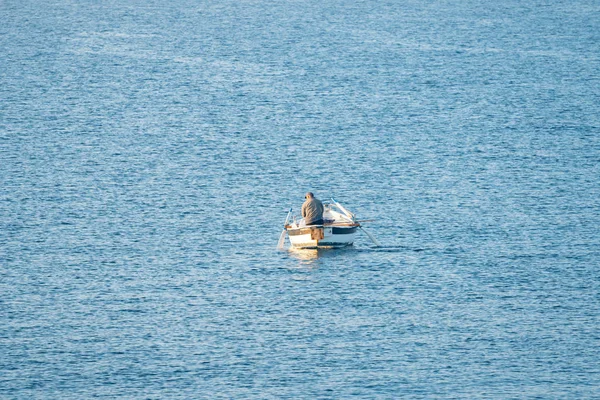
[311,227,324,240]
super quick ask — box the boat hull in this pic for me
[287,225,357,249]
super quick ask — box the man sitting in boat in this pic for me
[301,192,324,226]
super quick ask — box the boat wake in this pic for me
[356,245,426,253]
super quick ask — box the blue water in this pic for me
[2,0,600,398]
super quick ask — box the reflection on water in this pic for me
[288,248,320,260]
[287,248,321,267]
[286,247,359,268]
[284,245,423,272]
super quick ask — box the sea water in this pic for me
[1,0,599,398]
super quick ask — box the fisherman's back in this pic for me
[302,198,324,225]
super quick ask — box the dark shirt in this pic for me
[301,198,324,225]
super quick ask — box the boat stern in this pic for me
[287,225,357,249]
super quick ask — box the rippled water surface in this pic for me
[2,0,600,398]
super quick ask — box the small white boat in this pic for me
[277,199,380,249]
